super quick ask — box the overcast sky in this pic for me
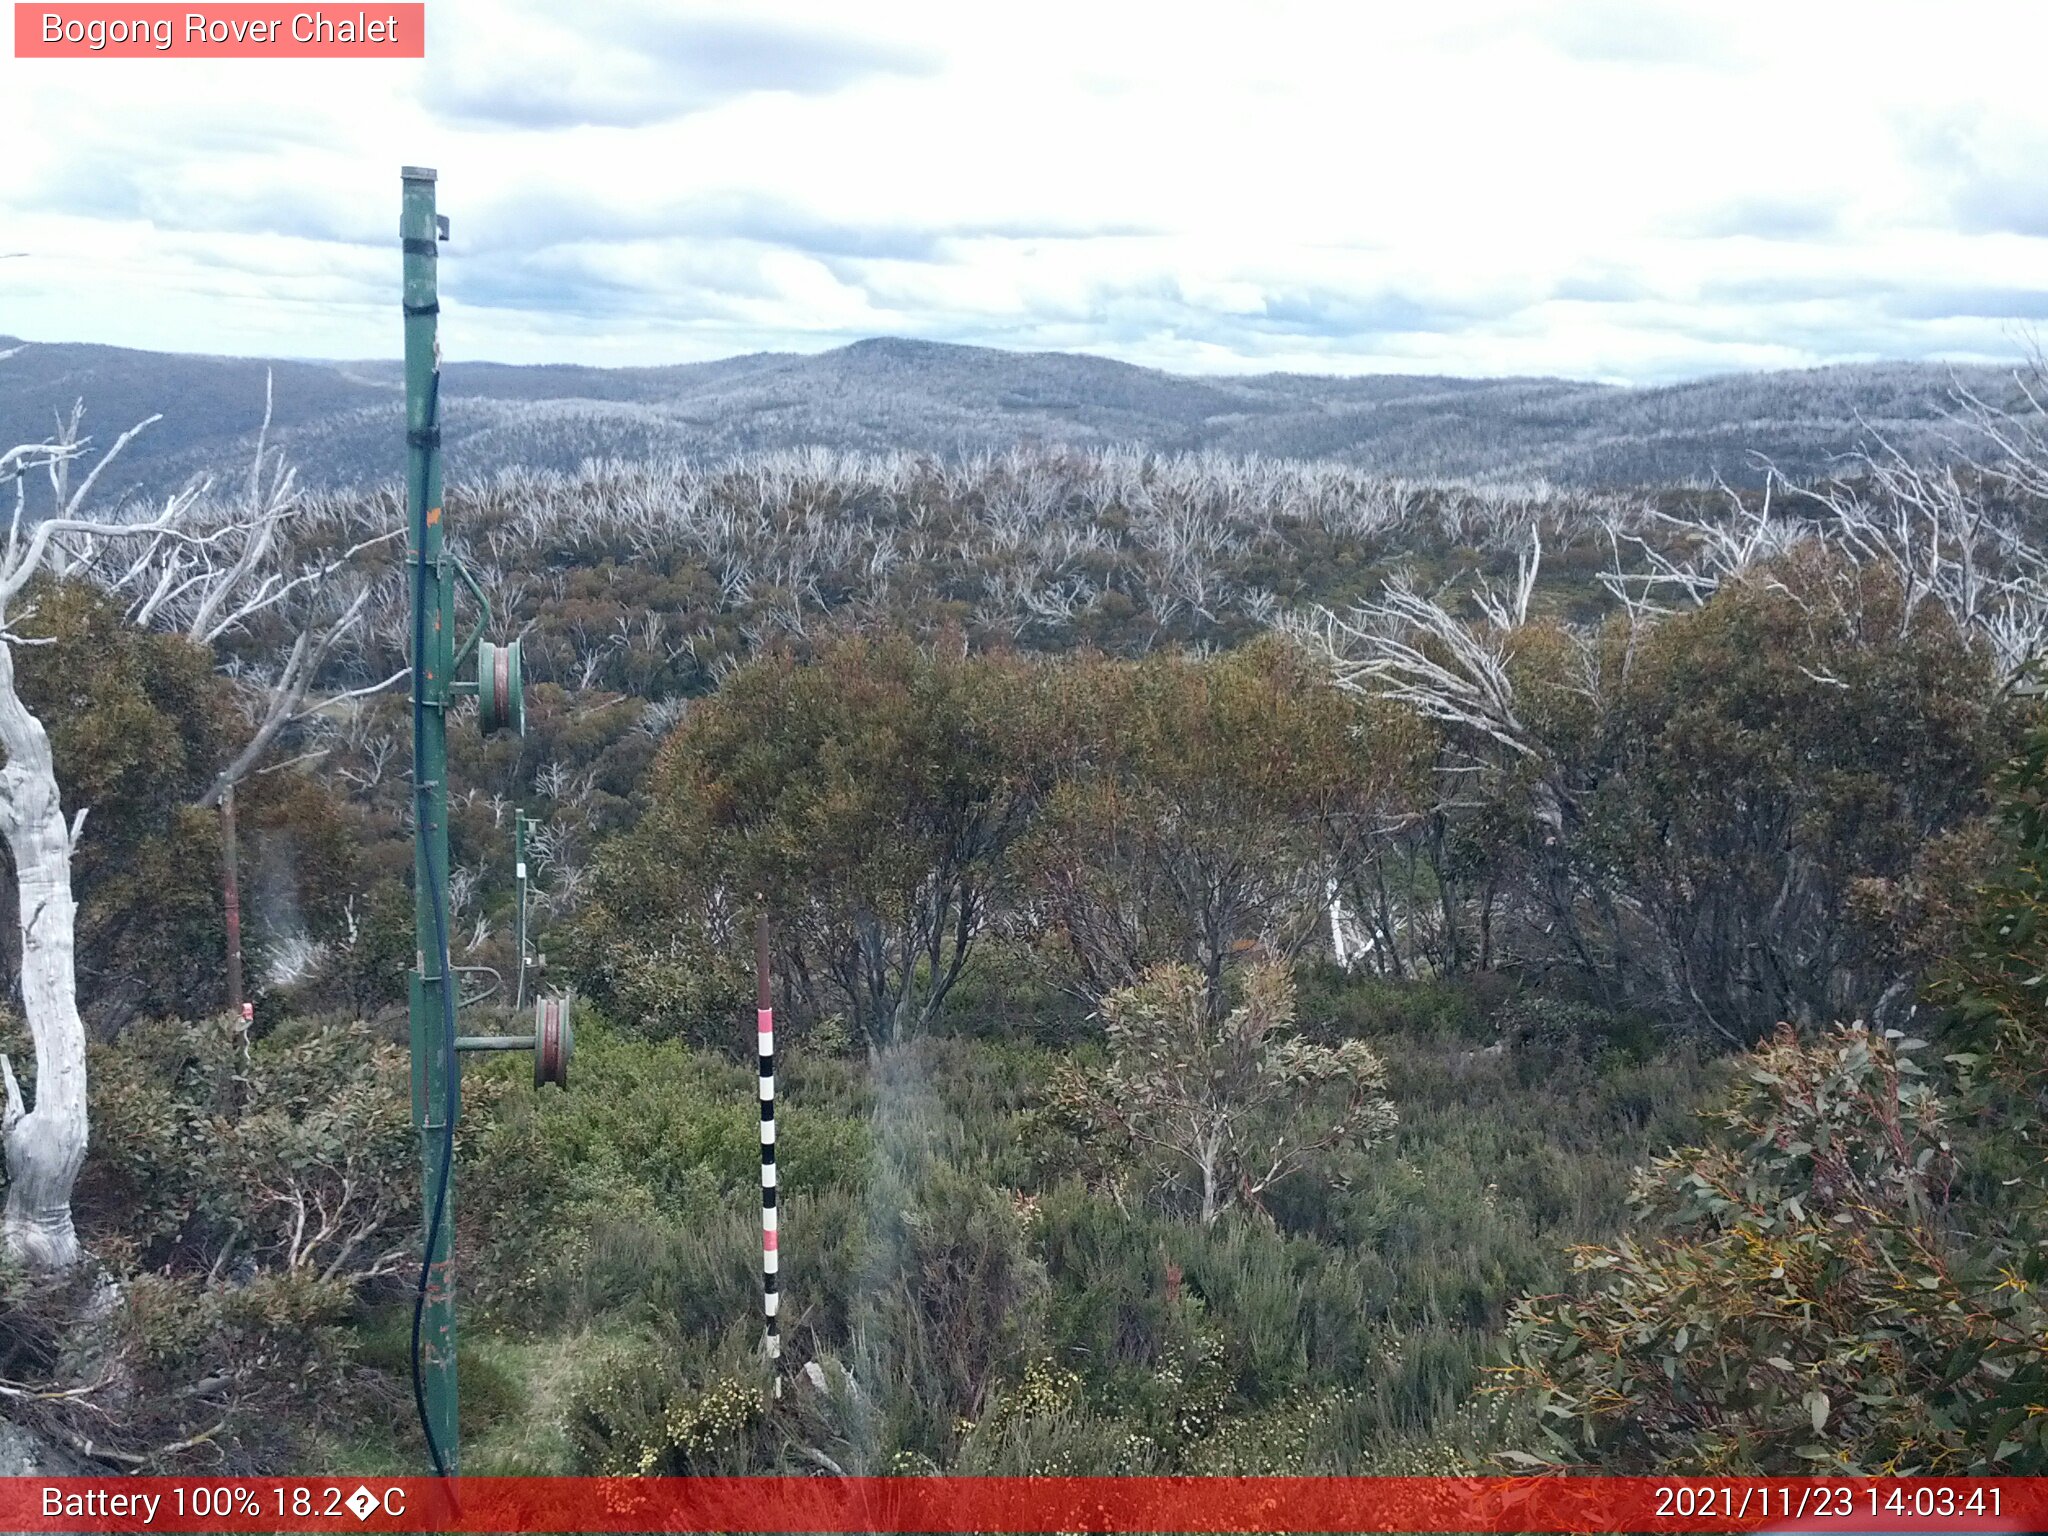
[3,0,2046,384]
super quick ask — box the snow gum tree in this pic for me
[0,414,202,1268]
[1083,960,1396,1225]
[0,362,392,1268]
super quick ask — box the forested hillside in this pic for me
[0,334,2029,501]
[5,358,2048,1478]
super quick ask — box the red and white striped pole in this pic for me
[756,909,782,1398]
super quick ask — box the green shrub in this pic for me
[935,940,1097,1049]
[1502,1024,2044,1473]
[461,1012,870,1323]
[80,1014,414,1284]
[955,1360,1161,1474]
[564,1331,776,1475]
[1489,993,1658,1064]
[848,1158,1050,1460]
[118,1267,372,1467]
[1293,966,1498,1045]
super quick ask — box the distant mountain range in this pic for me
[0,334,2027,502]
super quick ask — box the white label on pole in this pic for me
[516,862,527,880]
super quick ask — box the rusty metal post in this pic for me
[513,809,532,1011]
[221,783,245,1028]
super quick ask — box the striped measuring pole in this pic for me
[756,911,782,1397]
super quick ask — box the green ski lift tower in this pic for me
[401,166,562,1478]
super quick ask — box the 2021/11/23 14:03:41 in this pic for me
[1657,1483,2008,1523]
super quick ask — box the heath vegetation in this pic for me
[3,351,2048,1474]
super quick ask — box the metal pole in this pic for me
[403,164,459,1476]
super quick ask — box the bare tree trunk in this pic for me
[0,643,86,1271]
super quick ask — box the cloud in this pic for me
[1551,269,1657,304]
[6,0,2048,383]
[428,7,938,130]
[1519,0,1744,67]
[461,188,1156,263]
[1683,196,1843,242]
[447,234,900,342]
[1949,173,2048,240]
[1251,287,1518,341]
[92,177,379,250]
[1883,286,2048,323]
[1894,106,2048,238]
[1699,274,2048,326]
[19,138,391,247]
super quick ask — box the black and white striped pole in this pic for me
[756,908,782,1399]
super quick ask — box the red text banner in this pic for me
[7,1476,2045,1533]
[14,4,424,57]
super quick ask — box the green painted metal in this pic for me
[400,166,543,1479]
[402,164,459,1477]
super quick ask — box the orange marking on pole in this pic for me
[427,506,442,525]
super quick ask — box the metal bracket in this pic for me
[448,553,493,686]
[453,963,501,1010]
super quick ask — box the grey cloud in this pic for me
[461,188,1158,264]
[1699,274,2048,326]
[957,279,1506,355]
[448,254,1599,363]
[429,12,937,131]
[1697,273,1873,306]
[1950,176,2048,238]
[452,263,675,324]
[465,191,946,262]
[1883,287,2048,323]
[1643,296,2022,363]
[1258,290,1456,338]
[1551,269,1656,304]
[22,149,388,247]
[1683,196,1842,241]
[450,240,810,326]
[1524,0,1743,68]
[608,7,935,93]
[684,200,943,261]
[1893,107,2048,238]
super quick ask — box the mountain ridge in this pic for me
[0,333,2023,500]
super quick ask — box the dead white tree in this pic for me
[52,379,405,1031]
[1294,534,1545,773]
[1289,531,1584,980]
[0,403,212,1269]
[0,361,408,1269]
[1599,372,2048,685]
[69,375,408,807]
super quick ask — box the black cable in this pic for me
[407,364,460,1483]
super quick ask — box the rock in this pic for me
[0,1417,90,1475]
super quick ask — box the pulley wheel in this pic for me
[477,639,526,737]
[534,994,572,1089]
